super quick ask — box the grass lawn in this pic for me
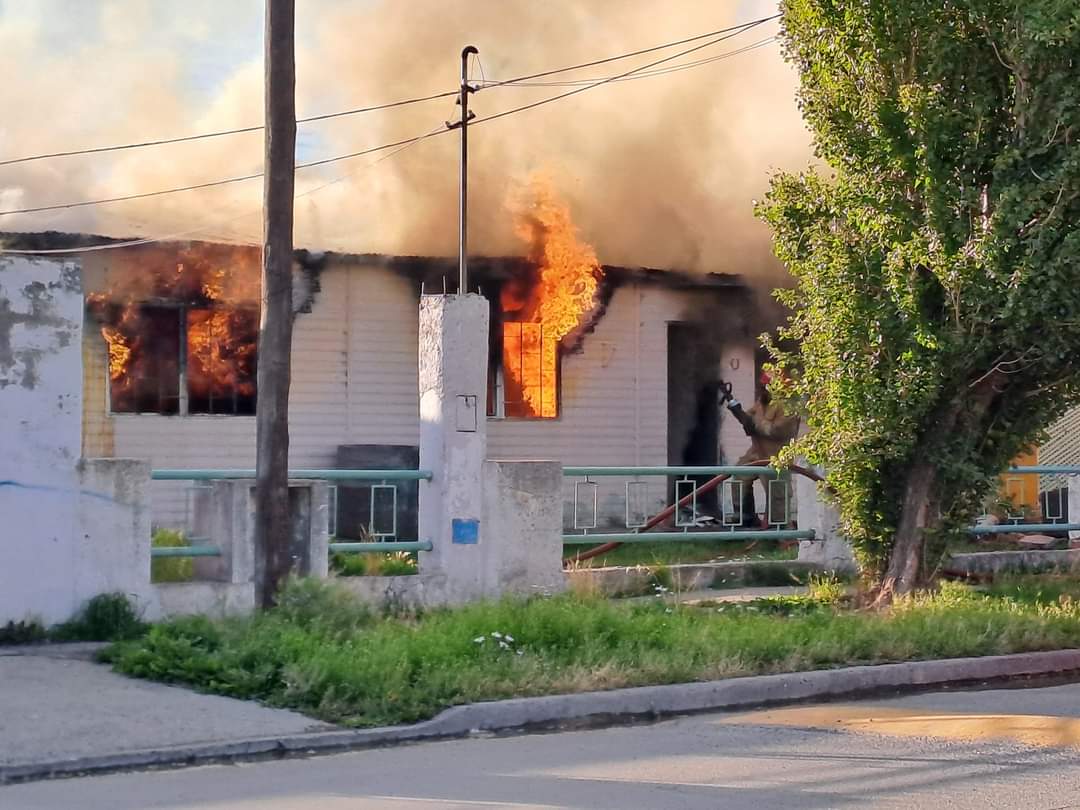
[566,539,798,568]
[104,577,1080,729]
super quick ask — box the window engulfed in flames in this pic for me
[502,179,603,418]
[86,245,260,415]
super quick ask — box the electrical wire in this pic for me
[481,36,777,88]
[469,20,772,129]
[0,90,459,168]
[0,124,445,254]
[0,17,775,222]
[477,14,778,90]
[0,14,778,169]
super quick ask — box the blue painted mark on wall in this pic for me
[451,518,479,544]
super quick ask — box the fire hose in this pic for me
[562,460,829,567]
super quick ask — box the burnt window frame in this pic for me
[483,281,564,422]
[104,301,258,417]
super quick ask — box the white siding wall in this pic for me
[84,259,752,532]
[342,263,419,445]
[95,265,418,529]
[488,284,756,528]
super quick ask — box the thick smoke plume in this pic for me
[0,1,810,278]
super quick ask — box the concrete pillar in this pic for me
[481,461,567,598]
[795,468,857,573]
[74,458,156,612]
[196,479,330,582]
[305,481,331,578]
[195,481,257,585]
[417,294,489,603]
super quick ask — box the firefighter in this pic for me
[719,372,801,527]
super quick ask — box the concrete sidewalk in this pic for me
[0,644,333,774]
[5,639,1080,785]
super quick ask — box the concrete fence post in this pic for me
[195,481,256,585]
[74,458,156,613]
[481,460,567,598]
[795,466,857,574]
[417,294,490,604]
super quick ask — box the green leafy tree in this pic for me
[758,0,1080,602]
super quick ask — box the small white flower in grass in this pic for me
[505,635,514,643]
[473,636,486,644]
[516,649,524,656]
[665,608,673,614]
[492,631,503,639]
[499,641,510,650]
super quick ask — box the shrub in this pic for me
[331,551,418,577]
[53,592,147,642]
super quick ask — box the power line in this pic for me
[0,15,779,169]
[477,14,779,90]
[0,90,459,168]
[470,20,773,128]
[483,36,778,88]
[0,18,774,219]
[0,124,446,254]
[0,132,439,216]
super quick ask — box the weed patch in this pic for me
[107,578,1080,728]
[53,593,147,642]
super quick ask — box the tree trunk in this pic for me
[873,459,939,606]
[872,373,1006,607]
[255,0,296,609]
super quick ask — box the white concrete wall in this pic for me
[1,257,85,623]
[1,258,159,624]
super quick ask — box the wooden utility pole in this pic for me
[255,0,297,608]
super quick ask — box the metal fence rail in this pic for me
[150,469,434,558]
[328,541,433,553]
[973,465,1079,535]
[562,464,801,547]
[151,469,433,481]
[150,545,222,558]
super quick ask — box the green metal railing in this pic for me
[562,464,799,546]
[151,469,434,559]
[969,523,1080,536]
[152,469,433,481]
[329,540,433,553]
[977,466,1079,535]
[150,545,222,558]
[562,529,814,545]
[563,465,784,478]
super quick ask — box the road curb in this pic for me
[5,648,1080,785]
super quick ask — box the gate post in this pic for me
[417,294,490,603]
[795,466,857,573]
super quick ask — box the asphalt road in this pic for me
[8,682,1080,809]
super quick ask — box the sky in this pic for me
[0,0,811,276]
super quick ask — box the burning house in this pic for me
[3,205,764,534]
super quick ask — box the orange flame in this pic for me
[504,177,603,418]
[85,244,260,413]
